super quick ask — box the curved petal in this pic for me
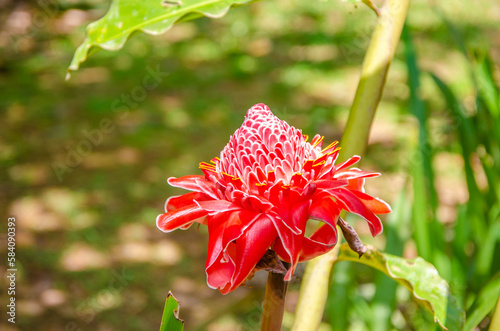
[350,190,392,214]
[222,214,278,294]
[205,210,260,271]
[334,155,361,172]
[346,177,365,192]
[156,204,208,233]
[165,192,211,211]
[246,194,274,213]
[206,212,233,272]
[310,134,323,149]
[272,200,311,281]
[334,169,380,181]
[308,197,341,228]
[195,199,241,214]
[314,179,348,190]
[168,176,219,199]
[168,175,206,191]
[285,197,340,262]
[336,168,379,192]
[299,224,338,261]
[331,187,383,236]
[206,242,236,291]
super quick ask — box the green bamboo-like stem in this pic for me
[260,271,288,331]
[490,295,500,331]
[341,0,410,161]
[291,240,340,331]
[292,0,410,330]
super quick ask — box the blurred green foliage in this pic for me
[1,0,499,330]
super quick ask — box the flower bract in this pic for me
[157,103,391,294]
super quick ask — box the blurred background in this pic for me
[1,0,499,330]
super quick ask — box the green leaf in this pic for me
[430,73,488,245]
[464,273,500,331]
[336,244,465,331]
[160,291,184,331]
[474,55,500,118]
[67,0,255,77]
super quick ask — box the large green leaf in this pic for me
[67,0,254,77]
[336,244,465,331]
[159,291,184,331]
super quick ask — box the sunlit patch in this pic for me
[40,289,66,308]
[9,197,63,232]
[60,243,110,271]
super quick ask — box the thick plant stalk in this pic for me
[341,0,410,159]
[491,295,500,331]
[291,241,340,331]
[261,271,288,331]
[292,0,410,330]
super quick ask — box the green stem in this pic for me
[260,271,288,331]
[291,241,340,331]
[491,295,500,331]
[292,0,410,330]
[340,0,411,161]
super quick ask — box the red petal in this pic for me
[166,192,210,211]
[290,172,307,188]
[347,177,364,191]
[335,168,379,192]
[272,237,297,280]
[289,198,340,261]
[206,213,231,271]
[195,200,241,214]
[317,157,338,180]
[168,175,206,191]
[321,141,339,154]
[206,210,262,293]
[250,195,274,213]
[351,190,392,214]
[308,197,340,228]
[299,224,338,261]
[267,179,284,205]
[156,204,208,233]
[168,176,219,199]
[206,210,260,271]
[310,134,324,148]
[222,215,277,294]
[334,169,380,181]
[314,179,348,190]
[206,242,236,291]
[331,187,383,236]
[272,200,311,280]
[334,155,361,172]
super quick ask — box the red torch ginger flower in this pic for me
[157,103,391,294]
